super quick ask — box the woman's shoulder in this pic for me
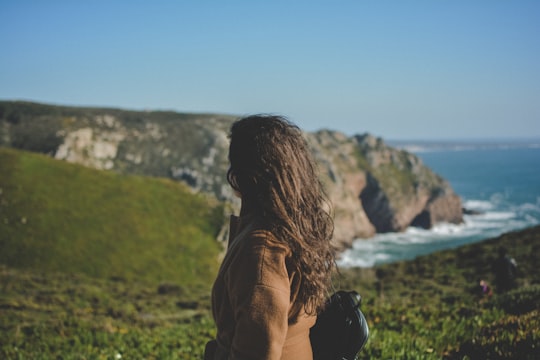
[233,215,290,252]
[239,226,290,261]
[230,225,291,290]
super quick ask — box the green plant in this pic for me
[0,147,224,287]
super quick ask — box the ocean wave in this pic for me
[475,211,515,221]
[338,198,539,268]
[516,202,540,212]
[464,199,494,211]
[426,222,465,236]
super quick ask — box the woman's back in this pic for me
[205,115,335,360]
[211,215,315,359]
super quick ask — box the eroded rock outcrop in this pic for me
[309,131,463,240]
[306,130,376,247]
[354,134,463,233]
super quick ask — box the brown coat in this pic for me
[205,215,316,360]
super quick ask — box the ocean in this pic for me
[338,141,540,268]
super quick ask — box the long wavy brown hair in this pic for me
[227,114,335,317]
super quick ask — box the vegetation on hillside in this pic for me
[339,224,540,359]
[0,147,224,287]
[2,217,538,358]
[0,100,236,188]
[1,264,215,359]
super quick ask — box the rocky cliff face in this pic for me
[0,101,463,248]
[306,131,463,245]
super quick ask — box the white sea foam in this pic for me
[518,202,540,212]
[338,197,540,268]
[431,222,465,235]
[464,199,494,211]
[477,211,515,221]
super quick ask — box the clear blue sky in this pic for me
[1,1,539,140]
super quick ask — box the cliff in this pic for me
[0,101,463,247]
[307,131,462,246]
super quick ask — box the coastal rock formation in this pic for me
[0,101,463,248]
[306,130,376,247]
[308,131,463,238]
[354,134,463,233]
[411,192,464,229]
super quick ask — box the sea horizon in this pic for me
[387,137,540,153]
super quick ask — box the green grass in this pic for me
[0,147,224,287]
[338,225,540,359]
[0,265,215,359]
[2,226,538,359]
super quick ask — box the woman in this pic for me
[205,115,336,360]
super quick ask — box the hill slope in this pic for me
[0,147,224,287]
[340,224,540,359]
[1,224,538,359]
[0,100,463,246]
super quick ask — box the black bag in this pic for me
[310,290,369,360]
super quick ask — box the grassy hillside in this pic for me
[0,145,538,359]
[0,147,224,287]
[339,224,540,359]
[1,264,216,359]
[0,100,236,197]
[1,226,538,359]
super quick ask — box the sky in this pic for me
[1,1,539,140]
